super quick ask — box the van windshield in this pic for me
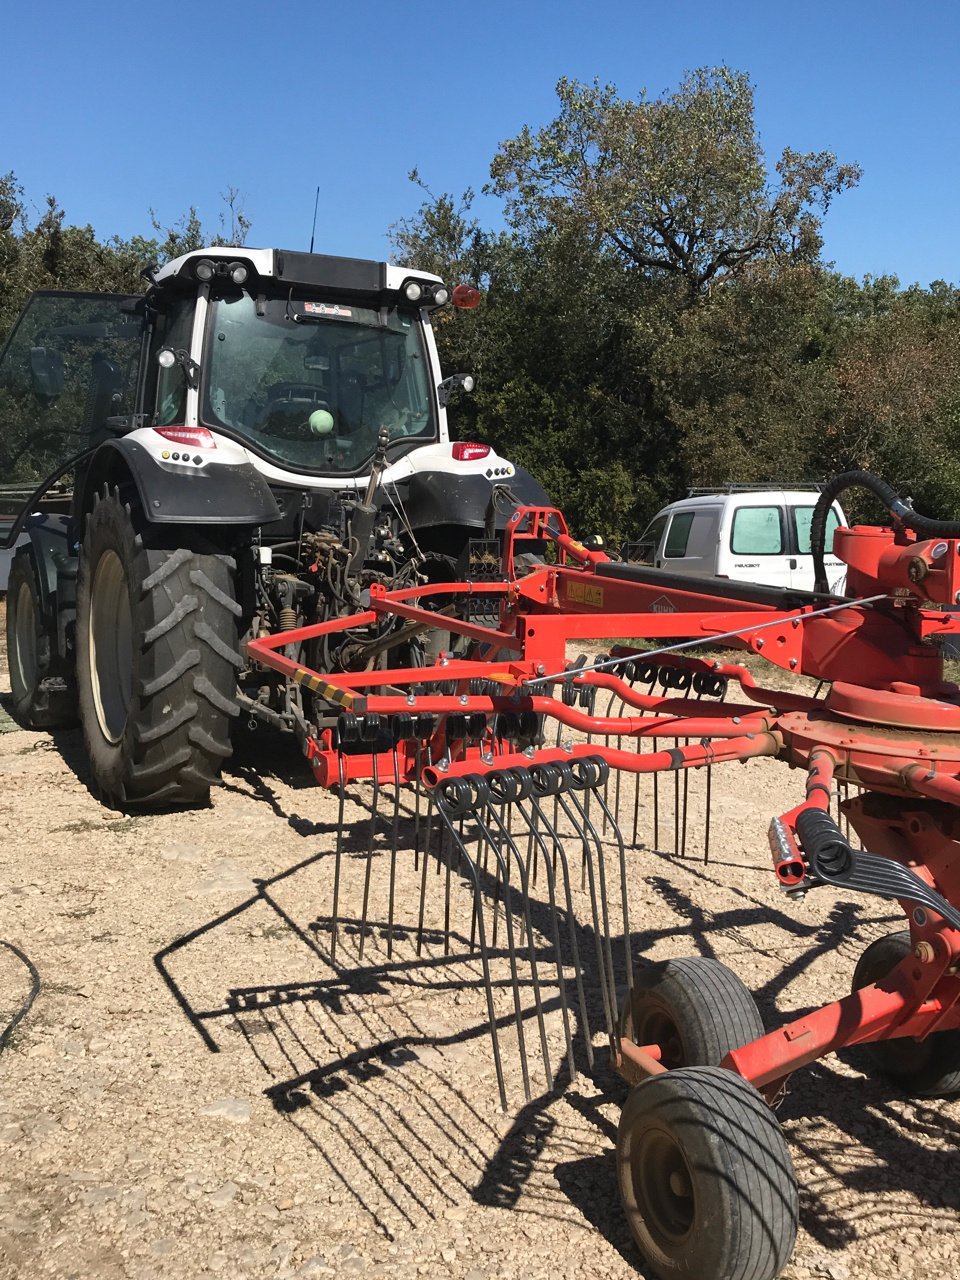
[201,292,434,474]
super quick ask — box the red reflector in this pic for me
[452,283,481,310]
[153,425,217,449]
[452,442,490,461]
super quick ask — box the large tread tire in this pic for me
[852,930,960,1097]
[6,550,77,728]
[616,1066,799,1280]
[76,488,241,808]
[620,957,765,1082]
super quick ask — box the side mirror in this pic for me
[29,346,65,402]
[437,373,476,408]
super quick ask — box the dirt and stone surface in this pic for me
[1,619,958,1280]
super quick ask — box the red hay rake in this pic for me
[194,471,960,1280]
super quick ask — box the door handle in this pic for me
[789,558,797,569]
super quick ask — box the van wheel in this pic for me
[6,550,77,728]
[76,488,242,808]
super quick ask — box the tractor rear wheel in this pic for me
[76,488,241,808]
[852,930,960,1096]
[6,550,76,728]
[616,1066,798,1280]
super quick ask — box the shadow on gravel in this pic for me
[785,1061,960,1251]
[153,757,927,1264]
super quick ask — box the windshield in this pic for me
[201,292,434,473]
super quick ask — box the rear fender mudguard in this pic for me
[77,438,280,526]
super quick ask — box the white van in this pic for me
[626,488,848,594]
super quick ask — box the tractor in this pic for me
[0,246,549,806]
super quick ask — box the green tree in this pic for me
[489,69,861,299]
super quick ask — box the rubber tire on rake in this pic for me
[620,957,765,1084]
[852,930,960,1097]
[6,551,77,728]
[616,1066,799,1280]
[75,488,241,808]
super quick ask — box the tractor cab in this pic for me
[146,247,455,481]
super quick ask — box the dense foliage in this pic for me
[3,67,960,541]
[391,70,960,538]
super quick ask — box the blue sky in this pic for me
[5,1,959,287]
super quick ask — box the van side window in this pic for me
[664,511,695,557]
[731,506,783,554]
[793,506,840,554]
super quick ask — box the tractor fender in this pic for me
[392,466,552,532]
[77,438,281,526]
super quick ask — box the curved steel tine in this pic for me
[358,747,379,961]
[590,783,633,1000]
[440,787,532,1103]
[432,800,510,1111]
[416,743,436,957]
[516,790,591,1077]
[329,749,347,964]
[556,786,619,1040]
[474,798,553,1091]
[386,745,401,958]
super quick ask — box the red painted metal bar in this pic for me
[422,731,782,787]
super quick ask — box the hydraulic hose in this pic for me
[812,469,960,593]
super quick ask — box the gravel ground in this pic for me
[1,619,958,1280]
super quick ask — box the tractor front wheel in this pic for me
[616,1067,799,1280]
[76,488,241,808]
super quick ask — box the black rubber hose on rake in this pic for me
[0,938,40,1055]
[812,469,960,593]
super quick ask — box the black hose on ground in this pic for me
[812,469,960,593]
[0,938,40,1055]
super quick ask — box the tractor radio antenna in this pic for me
[309,185,320,254]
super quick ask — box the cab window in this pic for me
[731,506,784,555]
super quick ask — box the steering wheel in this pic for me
[262,383,330,439]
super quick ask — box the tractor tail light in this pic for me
[153,426,217,449]
[452,443,490,462]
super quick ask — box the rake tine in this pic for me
[329,749,347,964]
[591,782,633,998]
[413,738,422,872]
[432,794,509,1111]
[520,787,590,1078]
[444,784,533,1102]
[475,792,553,1092]
[704,758,713,864]
[357,747,379,962]
[386,744,401,959]
[415,745,436,957]
[558,782,619,1040]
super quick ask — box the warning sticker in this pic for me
[566,580,605,608]
[303,301,353,318]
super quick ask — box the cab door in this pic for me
[0,291,143,544]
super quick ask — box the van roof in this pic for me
[658,491,837,511]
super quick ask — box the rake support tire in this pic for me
[620,957,765,1082]
[852,930,960,1097]
[616,1066,799,1280]
[76,489,241,808]
[6,551,77,728]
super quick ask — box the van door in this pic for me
[660,506,721,576]
[789,503,847,593]
[724,501,793,590]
